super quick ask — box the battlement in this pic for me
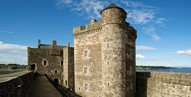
[73,19,103,35]
[35,39,66,50]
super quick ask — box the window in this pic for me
[44,60,46,65]
[107,61,109,65]
[65,80,67,85]
[85,83,88,91]
[84,67,88,75]
[55,70,57,74]
[42,59,48,66]
[61,60,63,65]
[106,44,109,48]
[84,50,87,57]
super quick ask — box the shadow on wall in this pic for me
[136,72,151,97]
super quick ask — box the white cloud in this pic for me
[58,0,72,4]
[0,41,27,53]
[120,0,155,24]
[56,0,156,23]
[57,0,164,40]
[137,45,157,51]
[143,26,160,40]
[136,54,145,59]
[57,0,107,19]
[128,9,154,24]
[155,17,166,27]
[120,0,154,8]
[177,49,191,56]
[0,41,27,64]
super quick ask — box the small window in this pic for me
[130,83,133,90]
[61,60,63,65]
[55,70,57,74]
[42,59,48,66]
[85,83,88,91]
[107,61,109,65]
[65,80,67,85]
[107,44,109,48]
[84,50,87,57]
[44,60,46,65]
[84,67,88,75]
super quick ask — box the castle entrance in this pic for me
[53,78,59,84]
[30,64,35,70]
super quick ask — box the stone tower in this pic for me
[73,3,136,97]
[100,3,137,97]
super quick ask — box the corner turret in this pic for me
[100,3,136,97]
[101,3,127,24]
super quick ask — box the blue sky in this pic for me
[0,0,190,67]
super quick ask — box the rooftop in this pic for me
[100,3,127,14]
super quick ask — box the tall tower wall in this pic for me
[73,3,136,97]
[100,3,137,97]
[73,20,103,97]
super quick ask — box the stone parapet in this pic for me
[136,72,191,97]
[0,71,34,97]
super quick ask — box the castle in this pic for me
[28,3,137,97]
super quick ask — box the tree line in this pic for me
[0,64,27,69]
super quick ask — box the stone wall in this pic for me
[74,26,102,97]
[28,46,64,84]
[63,46,75,90]
[0,71,34,97]
[136,72,191,97]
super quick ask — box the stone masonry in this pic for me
[136,72,191,97]
[73,3,137,97]
[28,40,74,86]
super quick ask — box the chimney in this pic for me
[38,39,41,48]
[67,42,70,47]
[52,40,57,48]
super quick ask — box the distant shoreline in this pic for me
[136,66,191,73]
[136,66,172,70]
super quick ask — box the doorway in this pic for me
[30,64,35,70]
[53,78,59,84]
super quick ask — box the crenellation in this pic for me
[73,20,102,37]
[74,28,101,37]
[85,20,103,31]
[73,26,86,34]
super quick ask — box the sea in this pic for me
[137,67,191,73]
